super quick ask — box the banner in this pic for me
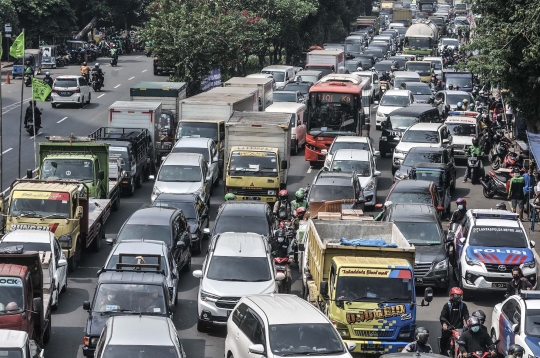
[9,30,24,58]
[200,69,221,92]
[32,77,52,102]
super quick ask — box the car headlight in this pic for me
[58,234,72,249]
[523,260,536,269]
[380,136,387,141]
[465,256,482,266]
[433,259,448,271]
[332,321,350,338]
[90,337,99,346]
[200,290,219,302]
[364,180,375,191]
[268,190,276,196]
[394,148,406,155]
[377,111,384,117]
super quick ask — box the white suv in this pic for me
[225,294,355,358]
[51,75,91,108]
[192,232,284,332]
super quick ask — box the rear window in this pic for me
[54,79,77,88]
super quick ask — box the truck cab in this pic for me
[0,330,44,358]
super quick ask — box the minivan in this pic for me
[393,71,421,89]
[266,102,306,155]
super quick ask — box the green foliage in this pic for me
[461,0,540,130]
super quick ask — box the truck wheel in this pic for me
[112,194,120,211]
[135,174,143,189]
[43,315,52,344]
[68,255,77,273]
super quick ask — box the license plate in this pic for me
[416,277,423,283]
[492,283,506,288]
[227,310,232,317]
[60,91,71,96]
[242,196,260,200]
[361,344,385,351]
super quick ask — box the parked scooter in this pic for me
[481,169,513,198]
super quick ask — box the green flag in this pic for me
[10,30,24,58]
[32,77,52,102]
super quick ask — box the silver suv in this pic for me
[51,75,91,108]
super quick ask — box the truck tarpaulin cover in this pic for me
[340,237,398,247]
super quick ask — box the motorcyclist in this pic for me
[434,80,445,91]
[463,137,483,182]
[291,190,308,212]
[506,266,532,297]
[291,207,307,232]
[462,99,470,110]
[110,45,119,62]
[271,229,290,258]
[43,71,53,88]
[403,327,433,353]
[448,84,454,90]
[224,193,236,201]
[464,310,488,333]
[440,287,469,356]
[273,190,293,221]
[92,63,104,86]
[448,198,467,227]
[458,316,496,357]
[374,200,392,221]
[505,344,525,358]
[80,62,91,81]
[24,61,33,77]
[457,101,464,111]
[380,71,391,82]
[496,202,507,210]
[24,101,42,130]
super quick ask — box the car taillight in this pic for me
[73,88,81,93]
[52,89,58,93]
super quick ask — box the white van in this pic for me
[393,70,421,89]
[266,102,306,155]
[261,65,295,90]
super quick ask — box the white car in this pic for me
[438,37,460,53]
[170,137,220,187]
[327,149,381,206]
[192,232,284,332]
[376,89,414,129]
[444,112,479,159]
[225,294,355,358]
[491,291,540,358]
[51,75,91,108]
[393,122,452,172]
[323,136,380,168]
[453,210,537,298]
[0,230,67,310]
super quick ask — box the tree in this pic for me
[461,0,540,131]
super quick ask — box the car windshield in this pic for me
[402,130,440,143]
[0,349,22,358]
[295,75,318,83]
[262,70,285,83]
[403,151,442,165]
[0,242,49,252]
[40,159,94,181]
[395,78,419,88]
[54,79,77,87]
[381,95,411,107]
[171,147,209,161]
[331,160,371,176]
[446,93,473,105]
[178,122,218,143]
[336,271,413,302]
[329,141,370,155]
[442,39,460,47]
[426,60,443,70]
[158,165,202,182]
[92,283,166,313]
[389,116,419,129]
[117,224,171,246]
[395,221,442,245]
[283,83,310,94]
[269,323,345,356]
[345,44,362,53]
[525,309,540,337]
[228,151,278,177]
[309,185,353,202]
[447,77,473,89]
[389,191,433,205]
[0,277,24,314]
[389,58,406,67]
[106,254,168,275]
[446,122,476,136]
[454,19,469,26]
[274,92,298,102]
[375,62,393,72]
[9,192,70,219]
[407,38,431,50]
[455,4,466,9]
[109,147,129,171]
[396,27,407,35]
[406,63,431,76]
[414,170,444,186]
[152,201,197,219]
[214,215,269,236]
[364,50,383,58]
[345,62,361,73]
[468,226,528,247]
[207,256,271,282]
[406,85,432,95]
[102,345,179,358]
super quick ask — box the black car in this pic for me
[152,193,210,255]
[400,82,434,103]
[82,268,174,357]
[409,162,453,214]
[353,54,377,67]
[212,201,274,238]
[394,147,456,189]
[308,171,365,210]
[109,207,192,270]
[363,48,385,61]
[344,60,362,74]
[282,81,313,97]
[382,203,450,289]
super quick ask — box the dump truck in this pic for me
[129,81,188,157]
[224,111,292,203]
[300,220,432,354]
[0,249,55,346]
[4,179,112,272]
[38,136,122,207]
[403,19,439,59]
[305,50,345,76]
[392,8,412,26]
[223,77,274,111]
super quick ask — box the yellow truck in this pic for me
[300,220,433,354]
[2,179,111,273]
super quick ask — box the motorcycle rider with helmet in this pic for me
[291,190,308,212]
[380,71,391,83]
[224,193,236,201]
[506,344,525,358]
[80,61,91,82]
[506,266,532,298]
[43,72,53,101]
[110,44,119,64]
[457,101,464,111]
[403,327,433,353]
[271,229,290,259]
[24,100,42,130]
[448,84,454,90]
[24,61,33,76]
[458,316,496,357]
[92,63,104,87]
[273,190,293,221]
[464,310,488,333]
[464,137,484,183]
[448,198,467,227]
[290,207,307,263]
[440,287,470,356]
[462,99,470,110]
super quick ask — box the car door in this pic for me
[196,195,209,230]
[168,250,179,298]
[200,160,211,204]
[499,298,520,354]
[209,142,219,184]
[53,236,66,292]
[177,212,191,264]
[229,303,249,357]
[372,73,380,97]
[237,308,266,357]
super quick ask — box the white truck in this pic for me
[0,230,68,310]
[223,77,274,111]
[224,111,292,203]
[206,86,259,111]
[305,50,345,76]
[179,90,257,121]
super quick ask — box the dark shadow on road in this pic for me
[54,287,90,315]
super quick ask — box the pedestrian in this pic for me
[457,28,463,43]
[508,168,526,220]
[465,29,470,44]
[506,104,514,132]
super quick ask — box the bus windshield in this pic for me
[307,92,360,137]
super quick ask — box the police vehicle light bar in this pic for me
[520,290,540,300]
[447,111,479,117]
[471,211,519,220]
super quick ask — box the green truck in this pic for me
[37,135,122,210]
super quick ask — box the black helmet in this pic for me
[448,84,454,90]
[496,202,507,210]
[472,137,479,146]
[508,344,525,358]
[415,327,430,344]
[472,310,486,325]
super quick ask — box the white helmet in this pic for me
[95,63,100,68]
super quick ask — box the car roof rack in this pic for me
[97,253,165,276]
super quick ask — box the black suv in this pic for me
[152,193,210,255]
[82,268,174,357]
[212,201,274,238]
[308,171,365,209]
[382,203,451,289]
[394,146,456,188]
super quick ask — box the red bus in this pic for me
[304,80,366,165]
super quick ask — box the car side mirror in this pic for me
[321,149,328,155]
[275,272,286,281]
[374,101,379,105]
[373,150,381,157]
[531,240,536,248]
[58,258,67,268]
[33,297,43,312]
[203,228,210,235]
[97,170,105,180]
[281,160,288,170]
[346,342,357,352]
[446,232,454,243]
[459,237,466,244]
[105,235,116,245]
[149,175,155,180]
[177,240,186,248]
[421,287,433,306]
[437,206,445,212]
[192,270,203,279]
[298,243,305,252]
[512,323,519,334]
[320,280,329,296]
[248,344,266,355]
[83,301,91,310]
[75,206,83,219]
[374,171,382,177]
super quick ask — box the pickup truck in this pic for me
[0,330,44,358]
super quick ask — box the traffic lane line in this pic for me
[1,148,12,155]
[29,132,42,139]
[142,69,147,73]
[97,94,105,98]
[114,84,121,88]
[128,76,135,80]
[57,117,67,123]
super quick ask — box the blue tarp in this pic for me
[526,131,540,164]
[339,237,398,247]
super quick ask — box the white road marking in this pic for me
[142,69,147,73]
[2,98,31,115]
[128,76,135,80]
[97,94,105,98]
[1,148,13,155]
[29,132,42,139]
[136,56,141,59]
[114,84,121,88]
[57,117,67,123]
[307,167,312,173]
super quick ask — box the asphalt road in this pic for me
[0,53,513,357]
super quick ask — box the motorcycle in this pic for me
[380,80,389,94]
[26,118,35,135]
[24,74,32,87]
[466,153,484,184]
[489,141,510,170]
[502,151,522,170]
[91,71,103,92]
[481,169,513,198]
[456,339,499,358]
[110,56,118,67]
[440,320,463,358]
[274,257,292,293]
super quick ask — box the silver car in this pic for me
[171,137,220,187]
